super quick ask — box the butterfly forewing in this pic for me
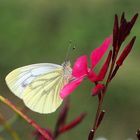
[5,63,62,99]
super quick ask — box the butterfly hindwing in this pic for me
[22,69,65,114]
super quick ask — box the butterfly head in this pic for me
[62,60,71,69]
[62,61,72,76]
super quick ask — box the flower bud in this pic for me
[92,84,105,96]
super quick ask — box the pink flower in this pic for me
[60,36,112,99]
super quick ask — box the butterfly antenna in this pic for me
[65,40,76,62]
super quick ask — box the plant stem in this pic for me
[88,89,105,140]
[88,47,119,140]
[0,96,52,140]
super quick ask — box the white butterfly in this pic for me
[5,61,72,114]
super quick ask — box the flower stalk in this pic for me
[88,13,138,140]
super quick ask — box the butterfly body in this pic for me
[5,61,72,114]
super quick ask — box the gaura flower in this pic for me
[60,36,112,99]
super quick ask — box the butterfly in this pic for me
[5,61,72,114]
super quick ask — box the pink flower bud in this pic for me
[59,113,86,134]
[92,84,105,96]
[96,50,112,81]
[116,36,136,66]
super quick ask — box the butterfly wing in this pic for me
[22,69,66,114]
[5,63,62,99]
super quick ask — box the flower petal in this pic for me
[90,36,112,68]
[72,55,88,78]
[60,78,84,99]
[87,69,98,82]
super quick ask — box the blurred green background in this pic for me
[0,0,140,140]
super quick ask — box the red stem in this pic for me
[88,47,119,140]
